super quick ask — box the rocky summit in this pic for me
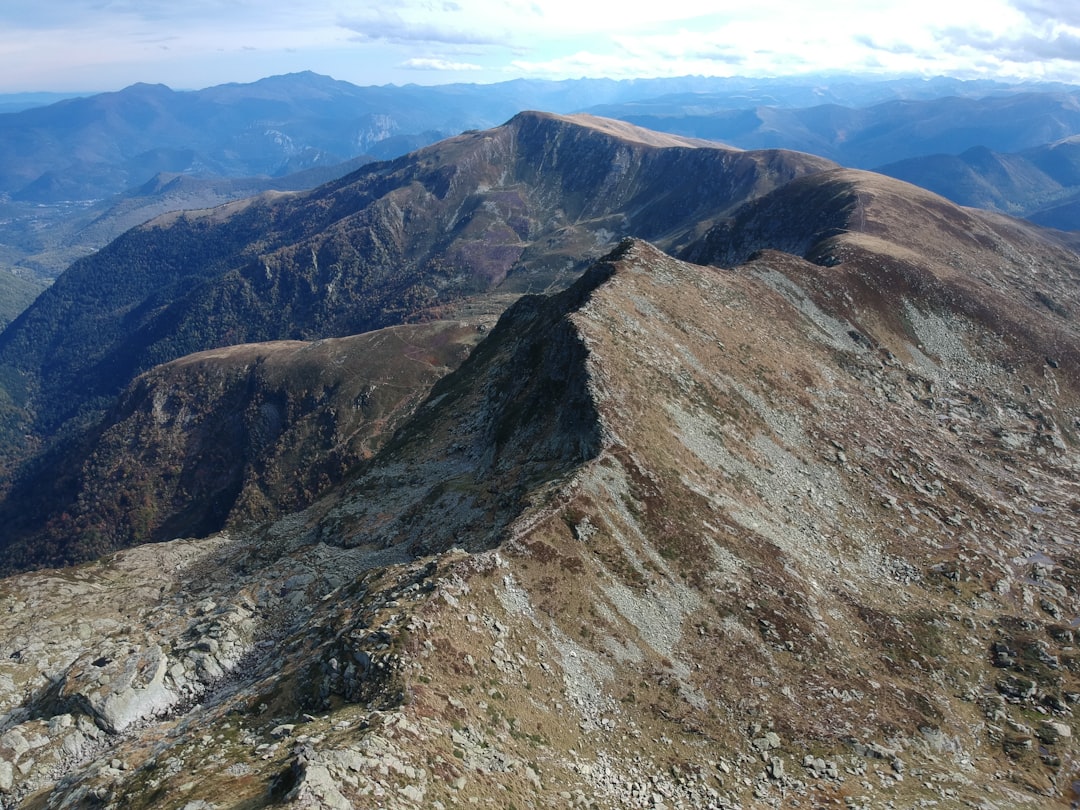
[2,116,1080,809]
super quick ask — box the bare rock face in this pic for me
[52,644,173,734]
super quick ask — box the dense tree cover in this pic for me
[0,272,45,329]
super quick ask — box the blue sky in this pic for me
[2,0,1079,92]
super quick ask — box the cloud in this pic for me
[1010,0,1080,26]
[1,0,288,28]
[339,9,507,46]
[2,0,1079,92]
[929,0,1080,73]
[939,24,1080,63]
[853,35,919,56]
[400,57,482,71]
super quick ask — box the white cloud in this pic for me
[401,57,482,71]
[912,0,1080,78]
[505,1,1011,80]
[339,7,508,46]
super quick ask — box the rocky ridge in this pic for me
[0,111,834,575]
[2,217,1080,808]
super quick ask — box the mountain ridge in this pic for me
[0,111,833,485]
[7,72,1080,299]
[3,109,1080,807]
[7,116,1080,579]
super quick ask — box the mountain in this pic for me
[590,91,1080,169]
[0,72,467,287]
[873,135,1080,237]
[0,75,418,201]
[0,321,489,573]
[31,156,377,268]
[2,72,1060,203]
[2,192,1080,806]
[1029,196,1080,231]
[0,156,377,283]
[0,273,44,331]
[0,91,87,114]
[876,145,1066,216]
[3,73,1078,285]
[0,111,832,497]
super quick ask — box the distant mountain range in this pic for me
[593,90,1080,227]
[874,137,1080,228]
[4,71,1080,285]
[3,72,1077,203]
[590,91,1080,166]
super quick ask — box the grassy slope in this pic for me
[0,270,45,329]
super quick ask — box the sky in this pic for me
[1,0,1080,93]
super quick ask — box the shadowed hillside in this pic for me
[0,321,489,573]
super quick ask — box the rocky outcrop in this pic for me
[50,644,173,734]
[311,247,616,557]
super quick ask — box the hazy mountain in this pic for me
[1,72,1057,202]
[0,91,87,114]
[876,146,1063,215]
[0,75,415,201]
[593,91,1080,230]
[591,91,1080,169]
[2,152,1080,807]
[874,136,1080,233]
[1028,194,1080,230]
